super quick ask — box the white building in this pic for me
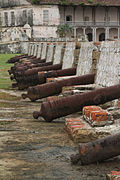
[0,0,120,41]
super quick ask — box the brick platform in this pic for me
[106,171,120,180]
[65,117,110,143]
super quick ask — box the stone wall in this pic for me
[96,41,120,87]
[0,41,28,54]
[76,42,97,76]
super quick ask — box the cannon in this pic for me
[12,67,76,87]
[22,73,95,101]
[10,63,62,90]
[32,84,120,121]
[38,67,76,79]
[7,54,28,63]
[8,58,46,75]
[10,61,52,80]
[19,63,62,77]
[71,132,120,165]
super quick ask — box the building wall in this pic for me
[32,5,60,38]
[33,5,60,26]
[59,5,120,41]
[95,7,105,22]
[33,26,58,38]
[0,4,60,39]
[108,7,118,21]
[0,4,120,40]
[75,7,83,21]
[1,7,33,27]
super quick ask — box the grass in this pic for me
[0,92,21,101]
[0,54,21,89]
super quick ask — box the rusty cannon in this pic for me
[7,54,39,64]
[10,63,62,90]
[14,67,76,85]
[8,58,46,76]
[12,67,77,90]
[32,83,120,122]
[17,63,62,77]
[38,67,76,79]
[7,54,28,63]
[71,132,120,165]
[22,73,95,101]
[9,61,53,79]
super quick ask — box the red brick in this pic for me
[106,171,120,180]
[118,101,120,107]
[91,110,108,122]
[83,106,101,118]
[83,106,113,127]
[38,71,45,75]
[46,78,56,83]
[93,41,101,46]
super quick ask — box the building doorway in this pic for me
[99,33,105,41]
[87,33,92,41]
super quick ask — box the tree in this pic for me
[56,24,73,37]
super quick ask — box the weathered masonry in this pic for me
[0,0,120,41]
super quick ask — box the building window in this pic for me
[11,11,15,26]
[43,10,49,24]
[0,13,2,27]
[84,16,89,21]
[4,12,8,27]
[28,9,33,26]
[66,15,72,22]
[23,10,27,25]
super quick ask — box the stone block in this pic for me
[62,90,73,97]
[106,171,120,180]
[83,106,113,127]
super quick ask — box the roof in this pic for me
[31,0,120,6]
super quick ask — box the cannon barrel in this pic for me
[38,67,77,79]
[19,63,62,76]
[25,58,46,64]
[7,54,28,63]
[11,67,75,89]
[71,133,120,165]
[22,73,95,102]
[8,59,46,76]
[33,84,120,121]
[10,62,53,80]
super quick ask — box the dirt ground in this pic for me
[0,89,120,180]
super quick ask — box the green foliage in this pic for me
[88,0,93,3]
[69,2,74,6]
[94,2,102,6]
[79,2,85,6]
[60,0,67,5]
[32,0,40,5]
[56,24,73,37]
[0,54,21,89]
